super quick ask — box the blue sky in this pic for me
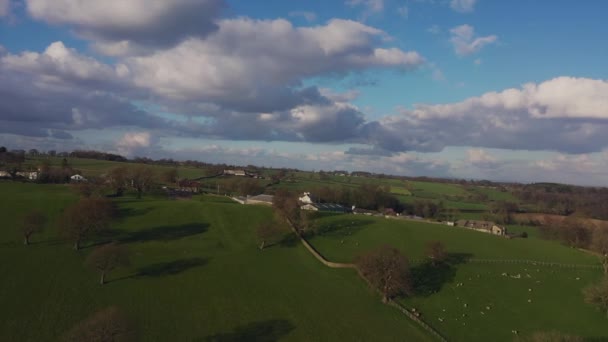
[1,0,608,185]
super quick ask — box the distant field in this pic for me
[308,214,607,341]
[0,182,430,341]
[25,157,208,179]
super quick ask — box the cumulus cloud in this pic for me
[450,0,476,13]
[467,149,499,168]
[126,18,424,111]
[366,77,608,154]
[116,131,156,156]
[26,0,224,53]
[0,0,10,17]
[450,24,497,56]
[0,42,168,138]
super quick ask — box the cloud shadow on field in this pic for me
[201,319,295,342]
[137,257,208,277]
[120,223,209,243]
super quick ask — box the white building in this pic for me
[70,174,87,182]
[298,192,315,204]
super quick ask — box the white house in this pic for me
[70,174,87,182]
[299,192,315,204]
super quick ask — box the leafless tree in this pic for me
[130,166,155,199]
[161,168,178,185]
[64,306,136,342]
[107,167,128,196]
[21,210,47,245]
[256,221,286,250]
[86,243,130,285]
[426,241,447,266]
[356,245,412,303]
[591,228,608,275]
[583,278,608,318]
[59,198,114,250]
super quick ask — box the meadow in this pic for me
[0,181,431,341]
[308,214,608,341]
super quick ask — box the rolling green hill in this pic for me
[0,182,430,341]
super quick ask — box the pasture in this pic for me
[0,182,430,341]
[308,214,608,341]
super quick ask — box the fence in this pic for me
[410,258,602,269]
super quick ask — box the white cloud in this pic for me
[126,18,424,109]
[288,11,317,22]
[368,77,608,154]
[26,0,224,53]
[467,148,498,168]
[116,131,153,156]
[450,0,476,13]
[0,0,10,17]
[2,41,122,83]
[450,24,497,56]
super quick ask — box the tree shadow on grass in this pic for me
[411,252,472,297]
[201,319,295,342]
[120,223,209,243]
[316,219,374,237]
[116,206,154,221]
[278,233,299,248]
[137,257,208,277]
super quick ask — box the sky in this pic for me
[1,0,608,186]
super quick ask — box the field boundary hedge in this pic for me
[410,258,601,269]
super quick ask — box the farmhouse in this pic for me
[456,220,507,236]
[0,171,9,178]
[177,180,201,193]
[223,169,246,176]
[70,174,87,182]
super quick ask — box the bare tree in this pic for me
[426,241,447,266]
[130,166,155,199]
[107,166,128,196]
[256,221,286,250]
[21,210,47,245]
[161,168,178,185]
[583,278,608,318]
[64,306,135,342]
[591,228,608,275]
[356,245,412,303]
[59,198,114,250]
[86,243,130,285]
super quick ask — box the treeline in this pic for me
[515,183,608,220]
[539,216,608,260]
[306,184,402,212]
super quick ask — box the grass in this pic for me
[0,182,431,341]
[308,214,608,341]
[25,156,209,179]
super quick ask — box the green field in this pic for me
[307,214,608,341]
[25,156,209,179]
[0,182,431,341]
